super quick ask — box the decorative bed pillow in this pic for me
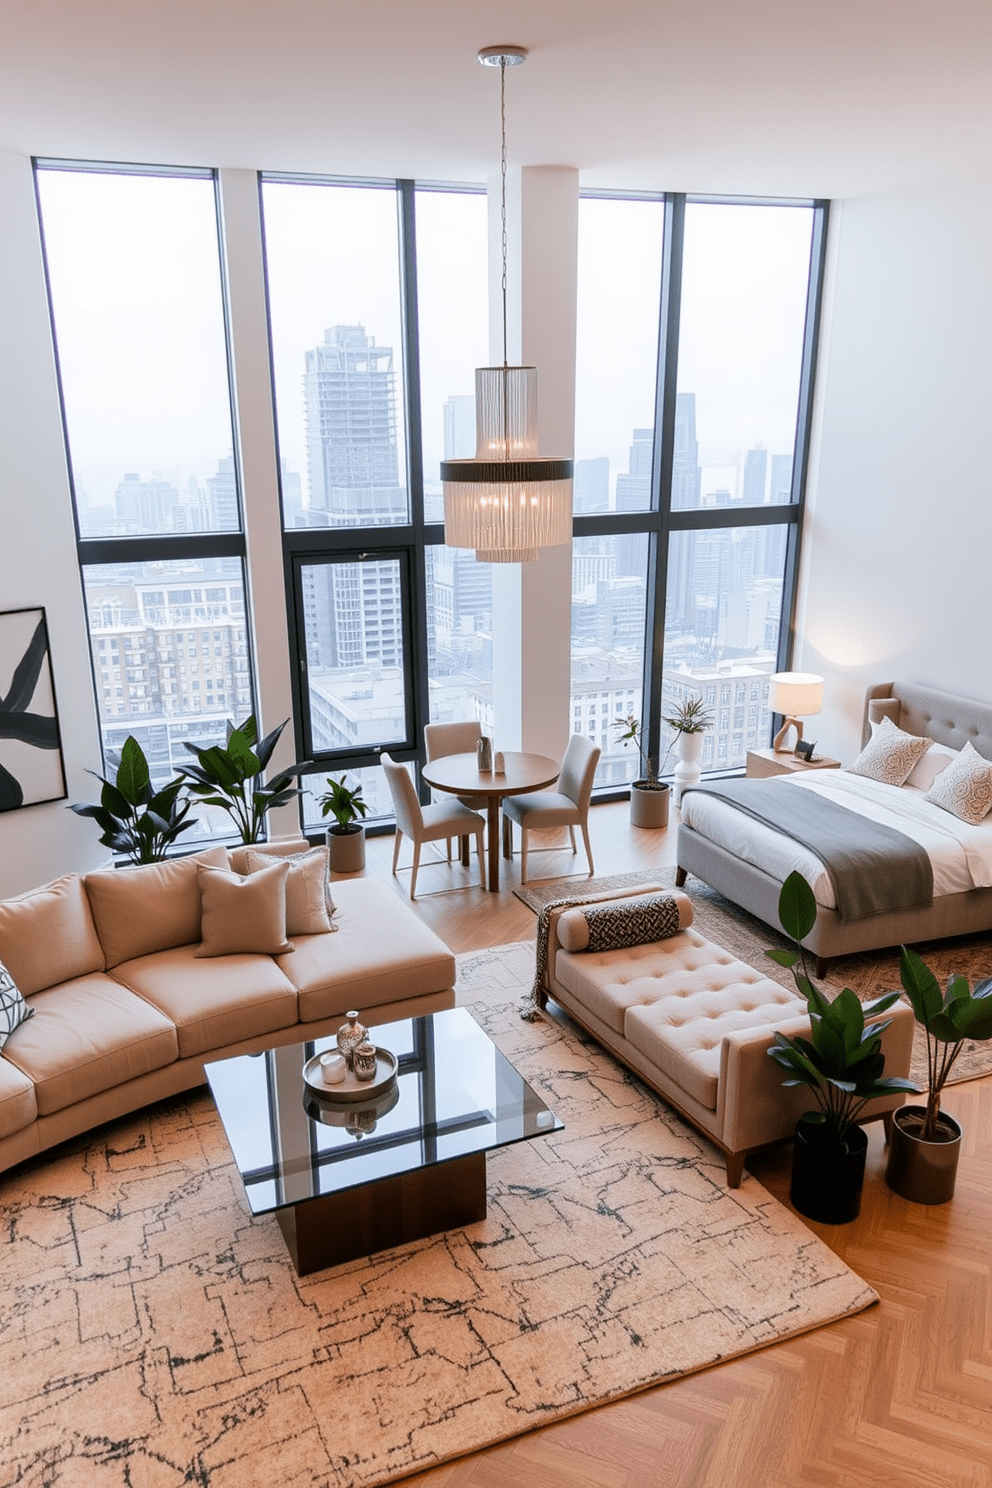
[906,741,958,792]
[557,893,690,954]
[924,740,992,825]
[243,846,335,936]
[0,959,33,1049]
[194,860,294,958]
[846,716,932,786]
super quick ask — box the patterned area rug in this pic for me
[516,869,992,1087]
[0,948,878,1488]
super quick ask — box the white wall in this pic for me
[795,174,992,761]
[0,150,107,896]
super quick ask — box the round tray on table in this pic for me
[302,1047,398,1105]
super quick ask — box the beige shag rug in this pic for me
[0,946,878,1488]
[516,869,992,1088]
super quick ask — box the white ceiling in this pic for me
[2,0,991,199]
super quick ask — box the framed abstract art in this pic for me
[0,607,67,812]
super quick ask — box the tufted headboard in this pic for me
[862,682,992,761]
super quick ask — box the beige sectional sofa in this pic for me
[0,840,456,1177]
[536,884,915,1186]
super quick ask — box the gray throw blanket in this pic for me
[684,777,933,922]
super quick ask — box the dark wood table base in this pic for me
[274,1150,488,1275]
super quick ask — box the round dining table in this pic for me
[421,750,560,892]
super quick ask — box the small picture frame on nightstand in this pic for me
[794,739,817,762]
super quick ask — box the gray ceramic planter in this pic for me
[885,1104,962,1204]
[326,825,366,874]
[629,781,670,830]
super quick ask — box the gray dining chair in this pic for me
[500,733,600,883]
[381,752,485,899]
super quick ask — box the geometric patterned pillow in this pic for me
[925,739,992,825]
[846,715,933,787]
[0,958,34,1049]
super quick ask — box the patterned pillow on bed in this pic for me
[846,716,932,786]
[924,740,992,825]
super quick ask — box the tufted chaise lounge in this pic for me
[536,884,915,1186]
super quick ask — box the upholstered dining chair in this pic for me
[500,733,600,884]
[424,719,488,862]
[381,752,485,899]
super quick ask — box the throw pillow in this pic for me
[846,715,932,787]
[0,958,34,1049]
[906,741,958,792]
[243,846,335,936]
[194,860,294,958]
[558,893,689,953]
[924,740,992,825]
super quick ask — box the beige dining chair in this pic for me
[424,719,488,862]
[381,752,485,899]
[500,733,600,884]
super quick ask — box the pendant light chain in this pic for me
[500,56,508,371]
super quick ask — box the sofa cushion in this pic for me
[112,945,298,1058]
[84,846,229,967]
[0,958,34,1048]
[622,953,804,1111]
[0,974,179,1117]
[195,860,293,958]
[557,893,691,953]
[280,878,455,1023]
[0,1055,37,1140]
[243,846,334,935]
[0,874,105,995]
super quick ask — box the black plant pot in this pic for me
[789,1117,868,1224]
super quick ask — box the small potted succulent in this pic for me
[318,773,369,873]
[767,872,918,1223]
[885,948,992,1203]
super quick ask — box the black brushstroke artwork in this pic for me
[0,616,60,811]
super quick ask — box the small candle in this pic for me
[320,1052,347,1085]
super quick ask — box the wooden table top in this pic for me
[421,750,560,798]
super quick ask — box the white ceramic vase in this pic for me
[673,730,705,807]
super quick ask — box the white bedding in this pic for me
[679,769,992,910]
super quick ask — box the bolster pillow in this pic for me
[557,892,693,953]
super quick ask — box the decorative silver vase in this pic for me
[336,1011,367,1069]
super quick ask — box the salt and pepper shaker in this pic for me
[477,735,493,772]
[494,750,505,773]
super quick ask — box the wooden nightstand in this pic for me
[746,747,842,779]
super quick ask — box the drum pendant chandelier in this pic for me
[440,45,573,563]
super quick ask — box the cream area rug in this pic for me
[0,944,878,1488]
[516,869,992,1088]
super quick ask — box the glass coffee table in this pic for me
[204,1007,563,1275]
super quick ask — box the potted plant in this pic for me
[663,693,714,806]
[766,872,918,1223]
[318,773,369,873]
[179,715,300,844]
[884,948,992,1203]
[69,735,195,865]
[611,715,674,829]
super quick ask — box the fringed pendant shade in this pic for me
[441,366,573,562]
[441,47,573,563]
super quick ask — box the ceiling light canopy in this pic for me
[440,45,573,564]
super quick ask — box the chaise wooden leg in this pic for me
[675,866,687,887]
[725,1151,746,1189]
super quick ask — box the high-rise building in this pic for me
[304,324,405,525]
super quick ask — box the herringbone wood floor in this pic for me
[341,801,992,1488]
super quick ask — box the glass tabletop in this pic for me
[204,1007,563,1215]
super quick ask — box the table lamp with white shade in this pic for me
[768,671,824,753]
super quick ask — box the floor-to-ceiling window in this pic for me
[572,192,826,785]
[36,162,256,841]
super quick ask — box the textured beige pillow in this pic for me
[84,846,230,967]
[194,860,294,958]
[924,740,992,825]
[242,846,334,935]
[846,716,932,787]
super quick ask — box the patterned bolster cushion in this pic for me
[557,893,692,953]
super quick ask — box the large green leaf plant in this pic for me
[70,735,195,865]
[896,947,992,1141]
[180,715,300,844]
[766,871,918,1143]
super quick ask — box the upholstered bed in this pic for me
[675,681,992,967]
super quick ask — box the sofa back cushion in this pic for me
[0,874,105,994]
[84,846,229,967]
